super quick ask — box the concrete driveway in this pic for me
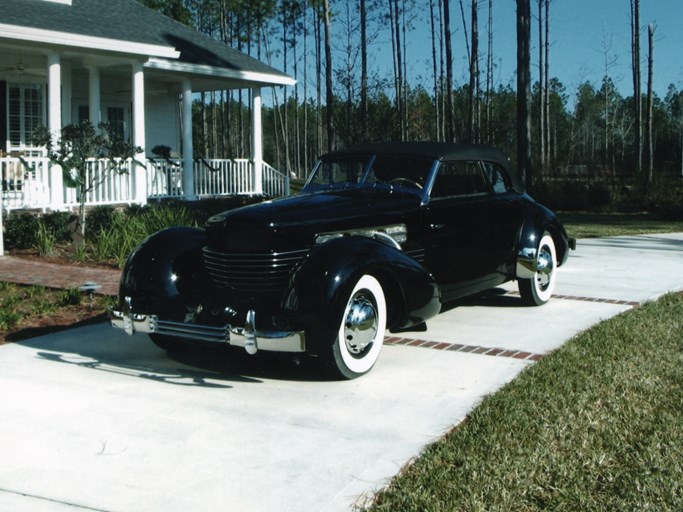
[1,234,682,511]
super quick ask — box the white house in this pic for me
[0,0,296,214]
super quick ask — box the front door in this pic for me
[421,160,508,301]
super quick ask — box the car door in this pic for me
[481,160,528,271]
[421,160,506,299]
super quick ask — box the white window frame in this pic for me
[6,81,47,156]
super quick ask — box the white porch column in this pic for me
[61,60,72,125]
[132,62,147,205]
[86,65,101,126]
[47,52,64,210]
[251,87,263,195]
[181,78,195,199]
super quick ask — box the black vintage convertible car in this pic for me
[110,142,575,379]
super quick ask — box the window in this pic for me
[482,162,511,194]
[8,84,44,148]
[431,161,488,198]
[78,106,90,124]
[107,107,125,139]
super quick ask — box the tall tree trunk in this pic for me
[315,6,323,157]
[646,23,655,186]
[538,0,545,172]
[293,10,301,178]
[323,0,334,152]
[544,0,550,169]
[631,0,642,176]
[401,0,409,139]
[444,0,455,142]
[429,0,440,141]
[281,4,291,175]
[303,3,309,176]
[390,0,405,140]
[360,0,369,140]
[469,0,480,143]
[517,0,532,192]
[486,0,493,144]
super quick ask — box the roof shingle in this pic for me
[1,0,290,80]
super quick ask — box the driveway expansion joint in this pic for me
[384,336,545,361]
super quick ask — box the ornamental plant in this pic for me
[29,121,142,236]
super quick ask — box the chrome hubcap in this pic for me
[536,245,554,290]
[344,294,378,357]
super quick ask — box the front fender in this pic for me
[282,236,440,343]
[118,227,207,320]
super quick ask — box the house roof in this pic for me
[0,0,294,87]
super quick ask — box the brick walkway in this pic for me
[0,256,120,296]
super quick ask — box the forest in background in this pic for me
[139,0,683,209]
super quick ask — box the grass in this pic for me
[367,292,683,511]
[559,212,683,239]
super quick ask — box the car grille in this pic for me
[203,247,308,293]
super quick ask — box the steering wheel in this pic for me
[388,177,423,190]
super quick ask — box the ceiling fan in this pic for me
[0,60,46,77]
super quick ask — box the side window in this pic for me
[482,162,511,194]
[430,160,488,198]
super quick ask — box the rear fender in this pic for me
[516,207,571,278]
[282,236,440,346]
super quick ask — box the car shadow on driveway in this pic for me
[16,321,333,387]
[439,287,523,314]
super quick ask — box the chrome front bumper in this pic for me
[109,308,306,355]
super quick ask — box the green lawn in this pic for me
[367,293,683,511]
[559,212,683,239]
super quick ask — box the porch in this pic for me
[1,155,290,212]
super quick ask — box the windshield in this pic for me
[304,154,434,194]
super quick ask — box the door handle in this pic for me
[430,223,445,230]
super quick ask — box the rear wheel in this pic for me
[519,233,557,306]
[326,274,387,379]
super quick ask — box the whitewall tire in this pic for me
[330,274,387,379]
[519,233,557,306]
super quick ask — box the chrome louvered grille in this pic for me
[405,248,425,263]
[203,247,308,293]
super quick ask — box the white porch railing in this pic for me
[1,156,51,210]
[1,157,290,212]
[147,158,290,199]
[63,158,138,208]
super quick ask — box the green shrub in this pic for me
[42,211,74,244]
[5,212,40,250]
[85,205,119,242]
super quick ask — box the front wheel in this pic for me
[519,233,557,306]
[326,274,387,379]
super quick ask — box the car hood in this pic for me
[205,189,421,252]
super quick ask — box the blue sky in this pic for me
[378,0,682,100]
